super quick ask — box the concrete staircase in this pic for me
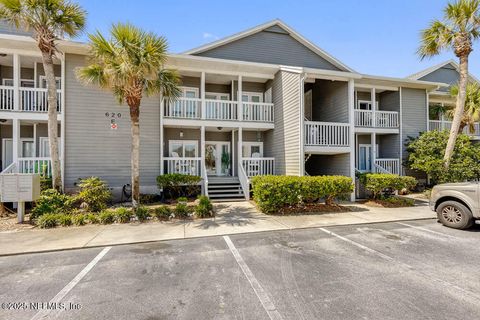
[207,176,245,201]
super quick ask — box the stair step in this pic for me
[208,184,241,189]
[209,193,245,198]
[208,188,243,193]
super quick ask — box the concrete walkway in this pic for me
[0,201,435,256]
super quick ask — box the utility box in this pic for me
[0,174,41,203]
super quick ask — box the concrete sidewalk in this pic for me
[0,201,435,256]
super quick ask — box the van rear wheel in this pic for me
[436,201,474,230]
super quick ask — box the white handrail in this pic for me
[304,121,350,147]
[241,157,275,177]
[19,87,62,113]
[202,161,209,197]
[205,99,238,120]
[1,162,17,174]
[242,102,274,122]
[163,157,201,176]
[0,86,14,110]
[374,158,400,175]
[164,97,201,119]
[238,159,249,201]
[429,120,480,136]
[354,110,398,128]
[18,157,52,177]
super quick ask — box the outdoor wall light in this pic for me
[217,127,223,131]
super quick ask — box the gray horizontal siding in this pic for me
[195,26,341,70]
[419,63,458,92]
[64,53,161,190]
[401,87,427,159]
[306,154,350,176]
[264,70,301,175]
[310,80,349,122]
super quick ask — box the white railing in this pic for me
[242,157,275,177]
[374,158,400,175]
[163,97,274,123]
[205,99,237,120]
[429,120,480,136]
[164,157,201,176]
[19,88,62,113]
[242,102,274,122]
[1,162,16,174]
[238,161,249,201]
[354,110,399,128]
[0,86,14,110]
[304,121,350,147]
[18,157,52,177]
[164,98,201,119]
[202,161,209,197]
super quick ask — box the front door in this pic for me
[358,144,379,172]
[205,142,231,176]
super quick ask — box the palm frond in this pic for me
[418,20,454,59]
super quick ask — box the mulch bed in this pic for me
[364,199,414,208]
[0,214,35,232]
[272,203,352,215]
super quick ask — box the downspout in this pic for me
[299,72,307,176]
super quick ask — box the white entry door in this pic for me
[358,144,379,172]
[205,141,231,176]
[2,138,12,170]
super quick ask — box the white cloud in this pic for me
[203,32,219,40]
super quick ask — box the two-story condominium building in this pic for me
[0,20,458,201]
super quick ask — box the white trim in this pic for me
[2,138,12,170]
[61,52,65,190]
[180,86,199,98]
[19,137,34,157]
[299,72,305,176]
[205,140,232,176]
[399,87,403,175]
[183,19,355,72]
[241,91,263,103]
[205,92,230,100]
[348,79,355,201]
[408,59,480,84]
[168,140,199,157]
[356,99,379,110]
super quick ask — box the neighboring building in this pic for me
[1,19,463,201]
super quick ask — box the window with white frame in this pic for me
[169,140,198,158]
[357,100,379,110]
[173,87,199,117]
[205,92,229,100]
[39,76,62,89]
[39,137,62,157]
[241,92,263,103]
[3,78,35,87]
[242,142,263,158]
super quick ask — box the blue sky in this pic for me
[75,0,480,78]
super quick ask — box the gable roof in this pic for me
[183,19,355,72]
[407,59,480,84]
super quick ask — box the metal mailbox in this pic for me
[0,173,41,203]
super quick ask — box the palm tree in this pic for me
[0,0,86,191]
[418,0,480,168]
[77,23,180,207]
[448,82,480,133]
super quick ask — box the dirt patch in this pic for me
[268,203,352,216]
[364,197,415,208]
[0,214,35,232]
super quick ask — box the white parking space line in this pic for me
[318,227,480,304]
[223,236,283,320]
[31,246,112,320]
[395,222,456,239]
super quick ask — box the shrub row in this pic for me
[36,196,214,228]
[251,175,354,214]
[156,174,201,199]
[360,173,417,199]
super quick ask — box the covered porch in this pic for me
[0,120,61,177]
[355,133,400,175]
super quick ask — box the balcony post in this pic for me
[371,132,376,172]
[12,119,20,167]
[348,79,355,201]
[200,125,206,194]
[237,75,242,121]
[238,127,243,173]
[13,54,20,111]
[370,87,376,127]
[200,72,205,119]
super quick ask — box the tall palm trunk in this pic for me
[444,55,469,168]
[128,102,140,208]
[40,50,62,191]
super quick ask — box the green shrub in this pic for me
[195,196,213,218]
[362,174,417,199]
[135,206,150,222]
[57,214,72,227]
[37,213,59,228]
[86,213,100,224]
[40,178,52,191]
[31,189,74,219]
[174,203,191,218]
[153,206,172,220]
[156,174,201,198]
[139,194,159,204]
[251,175,354,214]
[75,177,112,212]
[99,210,115,224]
[115,207,131,223]
[177,196,188,203]
[72,214,86,226]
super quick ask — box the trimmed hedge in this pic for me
[156,174,201,198]
[361,173,417,199]
[251,175,354,214]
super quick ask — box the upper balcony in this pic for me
[161,72,274,129]
[354,88,399,133]
[0,53,62,116]
[429,120,480,138]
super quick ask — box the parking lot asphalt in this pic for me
[1,219,480,320]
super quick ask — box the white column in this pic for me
[231,129,235,176]
[12,119,20,165]
[33,123,37,157]
[238,127,243,175]
[371,132,376,172]
[348,79,356,201]
[426,89,430,131]
[60,53,66,189]
[13,54,20,111]
[371,87,376,127]
[237,75,243,121]
[200,126,206,194]
[200,72,205,119]
[159,92,164,176]
[17,201,25,223]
